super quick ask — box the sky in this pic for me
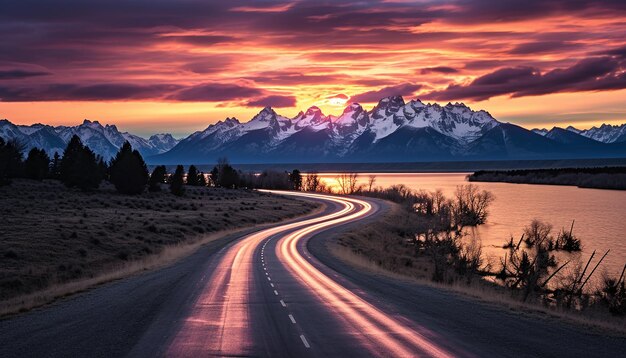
[0,0,625,137]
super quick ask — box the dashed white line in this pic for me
[270,283,274,287]
[300,335,311,348]
[280,300,286,307]
[288,314,296,324]
[265,272,269,276]
[267,277,271,281]
[273,290,279,296]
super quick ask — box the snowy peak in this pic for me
[250,107,277,122]
[333,103,369,138]
[0,118,178,159]
[294,106,330,130]
[366,98,498,143]
[574,123,626,143]
[371,96,405,119]
[149,133,178,151]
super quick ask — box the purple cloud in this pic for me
[0,69,50,80]
[0,83,181,102]
[245,95,296,108]
[350,83,422,103]
[424,56,626,101]
[509,41,580,55]
[167,83,264,102]
[420,66,458,74]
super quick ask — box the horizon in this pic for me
[4,97,626,139]
[1,0,625,137]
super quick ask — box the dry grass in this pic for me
[330,201,626,336]
[0,179,319,313]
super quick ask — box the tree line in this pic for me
[0,136,308,195]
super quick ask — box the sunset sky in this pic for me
[1,0,625,137]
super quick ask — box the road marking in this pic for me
[267,277,271,281]
[265,272,269,276]
[289,314,296,324]
[264,267,267,271]
[270,283,274,287]
[300,335,310,348]
[280,300,286,307]
[273,290,279,295]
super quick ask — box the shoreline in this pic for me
[469,166,626,190]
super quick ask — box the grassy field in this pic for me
[0,179,318,308]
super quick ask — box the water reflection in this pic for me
[313,172,626,277]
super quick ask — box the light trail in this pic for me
[168,190,452,356]
[272,191,453,357]
[167,192,355,356]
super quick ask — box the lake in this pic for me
[315,172,626,279]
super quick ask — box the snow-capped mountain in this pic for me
[568,123,626,143]
[535,124,626,144]
[0,119,179,159]
[4,96,625,165]
[151,96,626,164]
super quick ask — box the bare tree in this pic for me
[453,184,495,226]
[336,172,359,195]
[367,175,376,192]
[304,172,321,192]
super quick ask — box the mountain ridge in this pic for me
[0,118,179,159]
[150,96,625,164]
[2,96,626,164]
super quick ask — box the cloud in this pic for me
[163,35,236,46]
[167,83,264,102]
[0,82,270,102]
[424,56,626,101]
[0,69,51,80]
[248,71,351,85]
[0,83,181,102]
[509,41,580,55]
[327,93,349,100]
[420,66,458,74]
[181,56,233,74]
[244,95,296,108]
[350,83,422,103]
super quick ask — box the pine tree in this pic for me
[187,165,199,186]
[148,165,167,192]
[0,138,24,185]
[59,135,102,190]
[170,165,185,196]
[50,152,61,179]
[109,141,149,195]
[24,148,50,180]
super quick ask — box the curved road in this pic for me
[0,191,624,357]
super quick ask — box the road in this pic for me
[0,191,624,357]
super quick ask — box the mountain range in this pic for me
[0,119,179,159]
[151,96,625,164]
[2,96,625,164]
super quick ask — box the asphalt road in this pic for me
[0,191,624,357]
